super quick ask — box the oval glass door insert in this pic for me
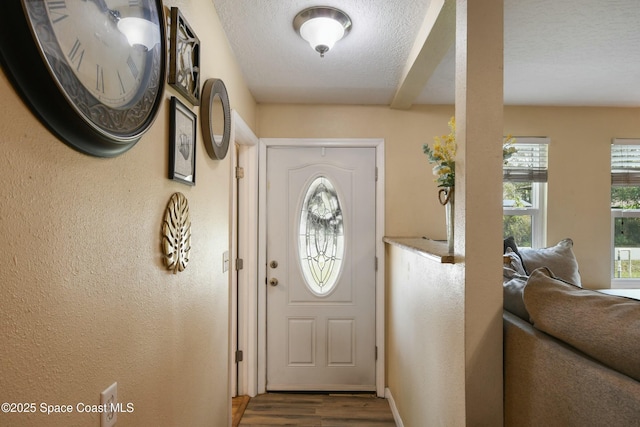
[298,176,344,295]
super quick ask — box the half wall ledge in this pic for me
[383,237,455,264]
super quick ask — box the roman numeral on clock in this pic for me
[96,65,105,93]
[117,71,126,95]
[127,55,139,79]
[68,38,85,71]
[46,0,68,23]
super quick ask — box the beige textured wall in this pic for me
[0,1,255,426]
[385,245,466,426]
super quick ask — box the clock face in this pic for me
[0,0,166,156]
[37,1,152,109]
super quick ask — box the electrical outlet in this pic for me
[100,382,117,427]
[223,251,230,272]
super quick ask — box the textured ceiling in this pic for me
[212,0,640,107]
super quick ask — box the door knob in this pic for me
[270,260,278,269]
[269,278,279,287]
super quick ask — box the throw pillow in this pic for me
[524,267,640,382]
[503,236,525,269]
[519,238,582,286]
[503,247,527,278]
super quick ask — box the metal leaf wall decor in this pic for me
[162,192,192,273]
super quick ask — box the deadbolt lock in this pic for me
[270,260,278,269]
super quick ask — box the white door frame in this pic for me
[230,111,259,398]
[257,138,385,397]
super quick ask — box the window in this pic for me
[611,139,640,287]
[503,137,549,248]
[298,176,344,295]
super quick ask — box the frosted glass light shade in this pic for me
[118,17,160,50]
[300,17,345,56]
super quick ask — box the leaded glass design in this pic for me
[298,176,344,295]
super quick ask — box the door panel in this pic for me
[266,146,376,391]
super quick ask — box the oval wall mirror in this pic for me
[201,78,231,160]
[211,93,225,147]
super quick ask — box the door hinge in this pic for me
[375,167,378,182]
[375,256,378,271]
[235,166,245,179]
[375,346,378,360]
[235,350,244,363]
[236,258,244,271]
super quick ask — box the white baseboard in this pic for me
[385,387,404,427]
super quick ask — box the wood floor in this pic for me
[234,393,396,426]
[232,395,251,427]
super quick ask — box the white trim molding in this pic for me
[385,387,405,427]
[231,110,259,397]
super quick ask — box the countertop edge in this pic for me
[383,237,456,264]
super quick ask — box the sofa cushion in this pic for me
[523,267,640,382]
[519,238,582,286]
[503,276,529,321]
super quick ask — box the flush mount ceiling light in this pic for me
[293,6,352,58]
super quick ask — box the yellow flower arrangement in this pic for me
[423,116,456,188]
[423,116,517,188]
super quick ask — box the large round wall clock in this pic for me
[0,0,166,157]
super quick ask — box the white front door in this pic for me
[266,146,377,391]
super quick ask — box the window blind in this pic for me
[503,137,549,183]
[611,139,640,186]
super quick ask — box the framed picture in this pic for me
[169,7,200,105]
[169,97,196,186]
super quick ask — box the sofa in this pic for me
[502,238,640,426]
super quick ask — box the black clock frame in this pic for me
[0,0,167,158]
